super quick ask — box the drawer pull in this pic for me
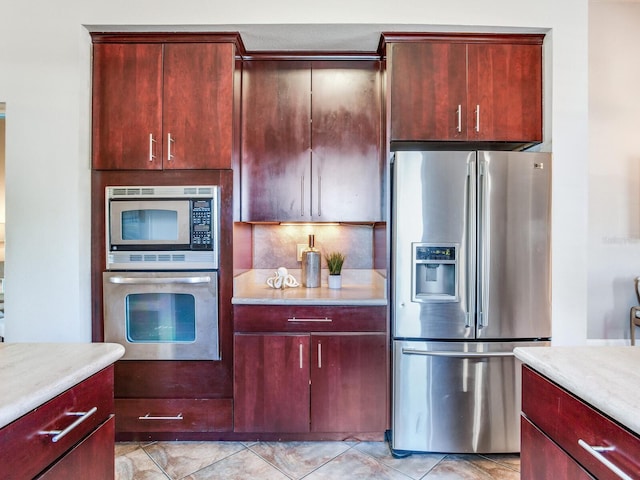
[40,406,98,443]
[287,317,332,323]
[138,413,184,421]
[578,439,633,480]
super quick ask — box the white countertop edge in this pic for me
[514,346,640,436]
[0,343,125,429]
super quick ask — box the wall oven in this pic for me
[103,271,219,360]
[106,185,219,270]
[103,184,221,361]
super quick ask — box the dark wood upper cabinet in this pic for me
[386,34,543,145]
[92,40,236,170]
[241,59,383,222]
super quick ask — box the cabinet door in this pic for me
[241,61,311,221]
[521,416,593,480]
[234,334,310,432]
[311,62,383,221]
[310,333,387,433]
[37,417,115,480]
[467,43,542,142]
[388,42,467,142]
[92,43,163,170]
[163,43,235,169]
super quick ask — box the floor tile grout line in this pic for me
[137,444,173,480]
[353,443,443,480]
[174,446,254,480]
[476,453,521,473]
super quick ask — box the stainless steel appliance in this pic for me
[103,271,219,360]
[106,185,219,270]
[391,150,552,454]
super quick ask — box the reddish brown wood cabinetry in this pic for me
[385,34,543,145]
[92,36,237,170]
[0,367,115,480]
[521,365,640,479]
[233,305,388,438]
[241,60,383,222]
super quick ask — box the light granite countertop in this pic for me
[233,269,387,306]
[0,342,125,429]
[514,346,640,436]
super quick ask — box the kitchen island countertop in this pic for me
[233,269,387,306]
[0,342,124,429]
[514,345,640,436]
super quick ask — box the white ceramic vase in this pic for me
[328,274,342,289]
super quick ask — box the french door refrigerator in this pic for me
[391,150,552,454]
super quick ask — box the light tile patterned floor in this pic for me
[115,441,520,480]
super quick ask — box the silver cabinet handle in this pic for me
[317,175,322,217]
[402,348,514,358]
[475,104,480,132]
[108,276,211,285]
[139,413,183,421]
[299,342,304,369]
[287,317,332,323]
[167,133,175,160]
[149,133,156,162]
[456,104,462,133]
[318,341,322,369]
[40,406,97,443]
[301,175,305,216]
[578,439,633,480]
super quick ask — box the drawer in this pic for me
[0,366,114,480]
[234,305,386,332]
[38,416,115,479]
[522,366,640,479]
[115,398,233,433]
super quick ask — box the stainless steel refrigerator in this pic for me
[391,150,552,455]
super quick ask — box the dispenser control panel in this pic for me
[412,243,459,303]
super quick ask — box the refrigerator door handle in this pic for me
[401,348,514,358]
[477,159,490,330]
[465,158,476,329]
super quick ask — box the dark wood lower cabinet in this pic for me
[234,334,310,433]
[38,417,115,480]
[521,365,640,479]
[234,330,388,437]
[520,416,593,479]
[310,334,387,433]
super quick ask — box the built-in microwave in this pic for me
[106,185,219,270]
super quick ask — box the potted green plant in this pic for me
[325,251,346,289]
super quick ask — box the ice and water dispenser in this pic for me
[412,243,458,302]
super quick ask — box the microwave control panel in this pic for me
[191,199,212,249]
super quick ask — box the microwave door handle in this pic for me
[108,276,212,285]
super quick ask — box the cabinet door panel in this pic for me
[467,43,542,142]
[389,42,467,142]
[92,43,163,170]
[38,417,115,480]
[241,61,311,221]
[234,334,310,432]
[311,334,387,433]
[520,416,593,480]
[312,62,383,221]
[163,43,234,169]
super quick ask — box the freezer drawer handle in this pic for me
[108,276,211,285]
[578,439,633,480]
[401,348,514,358]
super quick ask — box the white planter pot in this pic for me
[328,274,342,289]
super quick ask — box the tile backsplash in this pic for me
[252,224,376,269]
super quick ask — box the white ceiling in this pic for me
[85,23,548,52]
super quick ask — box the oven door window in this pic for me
[125,293,196,342]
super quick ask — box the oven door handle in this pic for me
[108,276,212,285]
